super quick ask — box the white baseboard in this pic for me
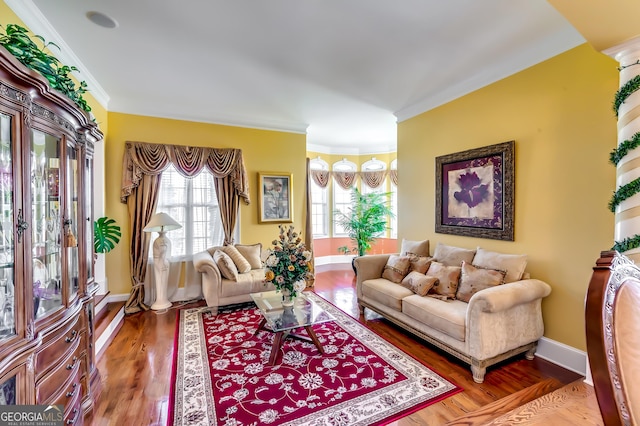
[315,255,355,266]
[535,336,587,376]
[95,304,124,356]
[107,293,130,303]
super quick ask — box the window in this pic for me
[361,157,386,195]
[310,158,329,237]
[332,159,357,236]
[390,159,398,238]
[152,165,227,260]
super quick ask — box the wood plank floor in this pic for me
[86,265,603,425]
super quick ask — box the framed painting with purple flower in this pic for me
[435,141,514,241]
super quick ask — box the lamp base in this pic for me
[151,300,172,310]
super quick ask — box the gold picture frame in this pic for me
[258,172,293,223]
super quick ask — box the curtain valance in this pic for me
[360,170,388,189]
[121,141,250,205]
[310,170,331,188]
[390,169,398,186]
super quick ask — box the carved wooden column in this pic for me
[607,37,640,263]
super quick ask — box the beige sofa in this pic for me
[354,241,551,383]
[193,243,274,312]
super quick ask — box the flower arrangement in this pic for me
[264,225,313,299]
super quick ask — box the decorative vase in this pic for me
[281,288,295,307]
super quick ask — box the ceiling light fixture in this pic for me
[86,11,118,29]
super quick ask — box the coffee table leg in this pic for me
[304,326,324,354]
[255,317,267,336]
[269,331,284,365]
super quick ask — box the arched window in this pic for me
[332,159,357,236]
[310,157,329,237]
[361,157,387,195]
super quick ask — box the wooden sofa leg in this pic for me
[357,303,365,316]
[471,361,486,384]
[525,344,537,360]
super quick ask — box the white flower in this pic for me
[265,254,279,267]
[302,250,312,260]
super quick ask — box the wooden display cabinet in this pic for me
[0,45,102,424]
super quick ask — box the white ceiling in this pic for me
[7,0,584,154]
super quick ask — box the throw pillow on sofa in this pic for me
[222,245,251,273]
[408,255,432,274]
[456,261,506,303]
[214,250,239,281]
[400,239,430,257]
[432,242,476,267]
[401,271,438,296]
[382,255,411,283]
[473,247,527,283]
[235,243,263,269]
[426,261,461,299]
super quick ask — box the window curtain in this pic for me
[360,170,388,189]
[120,141,250,314]
[390,169,398,186]
[305,158,315,289]
[310,169,330,188]
[333,171,358,189]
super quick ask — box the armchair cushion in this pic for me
[473,247,527,283]
[456,261,505,303]
[235,243,263,269]
[214,250,238,281]
[222,245,251,273]
[433,243,476,267]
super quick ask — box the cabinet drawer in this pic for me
[36,314,83,376]
[36,339,82,404]
[64,386,83,426]
[49,361,82,412]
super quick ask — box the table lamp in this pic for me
[143,212,182,310]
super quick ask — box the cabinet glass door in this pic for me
[66,143,79,300]
[84,155,93,284]
[0,113,14,338]
[31,129,63,319]
[0,375,15,405]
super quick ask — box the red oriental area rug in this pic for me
[169,293,460,425]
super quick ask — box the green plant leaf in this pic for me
[94,216,122,254]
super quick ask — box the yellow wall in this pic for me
[105,112,306,294]
[398,43,618,350]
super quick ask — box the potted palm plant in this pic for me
[334,187,395,273]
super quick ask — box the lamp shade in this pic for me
[143,212,182,233]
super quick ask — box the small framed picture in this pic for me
[258,172,293,223]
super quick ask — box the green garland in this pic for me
[609,177,640,212]
[610,131,640,165]
[613,74,640,117]
[612,234,640,252]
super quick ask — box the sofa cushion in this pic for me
[401,272,438,296]
[214,250,238,281]
[401,239,430,257]
[382,255,411,283]
[456,261,506,303]
[433,243,476,267]
[473,247,527,283]
[220,269,268,297]
[235,243,263,269]
[362,278,414,311]
[402,294,467,342]
[222,245,251,273]
[427,261,461,299]
[408,256,433,274]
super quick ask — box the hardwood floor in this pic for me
[87,265,603,425]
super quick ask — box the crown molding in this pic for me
[5,0,110,110]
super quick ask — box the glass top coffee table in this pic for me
[250,290,334,365]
